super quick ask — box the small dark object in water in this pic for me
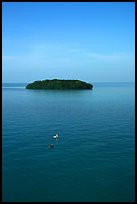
[49,144,54,148]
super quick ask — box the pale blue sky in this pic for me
[2,2,135,83]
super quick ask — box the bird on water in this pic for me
[53,133,59,139]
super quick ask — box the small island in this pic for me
[26,79,93,90]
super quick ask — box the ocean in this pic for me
[2,82,135,202]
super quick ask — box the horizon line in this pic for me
[2,81,135,84]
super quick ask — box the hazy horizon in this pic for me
[2,80,135,84]
[2,2,135,83]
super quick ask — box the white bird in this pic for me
[53,133,59,139]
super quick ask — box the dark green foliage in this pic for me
[26,79,93,90]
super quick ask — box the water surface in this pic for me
[2,82,135,202]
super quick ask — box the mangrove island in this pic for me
[26,79,93,90]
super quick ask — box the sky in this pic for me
[2,2,135,83]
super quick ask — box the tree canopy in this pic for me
[26,79,93,90]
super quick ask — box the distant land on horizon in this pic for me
[26,79,93,90]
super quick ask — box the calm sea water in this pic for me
[2,82,135,202]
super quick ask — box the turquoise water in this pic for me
[2,82,135,202]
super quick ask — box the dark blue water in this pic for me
[2,82,135,202]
